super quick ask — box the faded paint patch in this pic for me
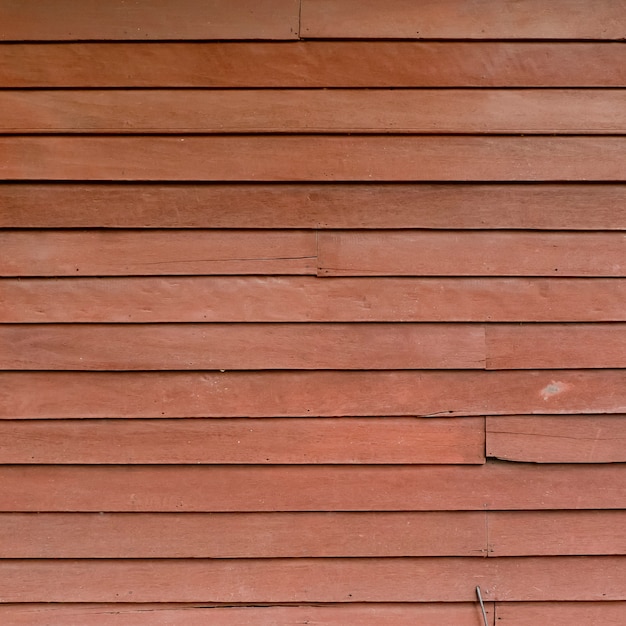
[540,380,571,401]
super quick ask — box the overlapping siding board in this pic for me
[0,1,624,624]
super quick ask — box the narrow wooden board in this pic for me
[0,557,623,602]
[487,325,626,369]
[0,323,485,370]
[2,184,625,229]
[0,512,487,557]
[0,603,495,626]
[2,43,624,87]
[0,0,300,40]
[496,602,626,625]
[4,277,626,323]
[301,0,626,39]
[0,230,316,277]
[0,463,623,511]
[489,511,626,556]
[3,137,625,181]
[3,89,625,134]
[0,417,486,464]
[2,370,626,418]
[318,231,626,277]
[486,415,626,462]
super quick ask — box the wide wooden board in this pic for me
[0,463,623,511]
[2,184,625,229]
[3,89,625,134]
[318,231,626,276]
[0,230,316,276]
[495,602,626,625]
[2,43,624,87]
[0,557,623,602]
[0,323,485,370]
[301,0,626,39]
[3,137,625,181]
[0,511,487,558]
[0,417,486,464]
[486,415,626,462]
[2,370,626,418]
[0,603,496,626]
[3,277,626,323]
[489,511,626,556]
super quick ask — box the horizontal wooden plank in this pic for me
[487,324,626,369]
[0,557,623,602]
[3,370,626,419]
[319,231,626,276]
[3,89,625,134]
[0,512,487,557]
[1,463,623,511]
[3,137,625,181]
[0,0,299,41]
[2,43,624,88]
[0,230,316,276]
[0,417,485,464]
[496,602,626,625]
[2,184,625,229]
[0,323,485,370]
[301,0,626,39]
[0,603,496,626]
[486,415,626,462]
[3,277,626,323]
[489,511,626,556]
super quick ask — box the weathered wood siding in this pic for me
[0,1,624,624]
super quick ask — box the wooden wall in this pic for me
[0,1,625,624]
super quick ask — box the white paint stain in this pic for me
[540,381,570,401]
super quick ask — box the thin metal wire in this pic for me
[476,586,489,626]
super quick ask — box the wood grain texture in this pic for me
[0,603,496,626]
[0,463,623,511]
[2,370,626,418]
[2,184,625,229]
[0,230,316,276]
[0,0,300,40]
[0,512,487,557]
[3,136,625,181]
[319,231,626,277]
[0,417,486,464]
[495,602,626,625]
[3,89,625,134]
[489,511,626,556]
[0,323,485,370]
[486,415,626,462]
[4,277,626,323]
[0,557,623,602]
[2,43,624,87]
[301,0,626,39]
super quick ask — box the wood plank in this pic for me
[486,415,626,462]
[0,417,486,464]
[0,512,487,557]
[0,323,485,370]
[0,463,623,511]
[2,43,624,88]
[301,0,626,39]
[495,602,626,625]
[318,231,626,277]
[489,511,626,556]
[2,370,626,419]
[0,603,496,626]
[0,557,623,602]
[3,136,625,181]
[3,277,626,323]
[0,0,299,40]
[2,184,625,229]
[487,324,626,369]
[3,89,625,134]
[0,230,316,276]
